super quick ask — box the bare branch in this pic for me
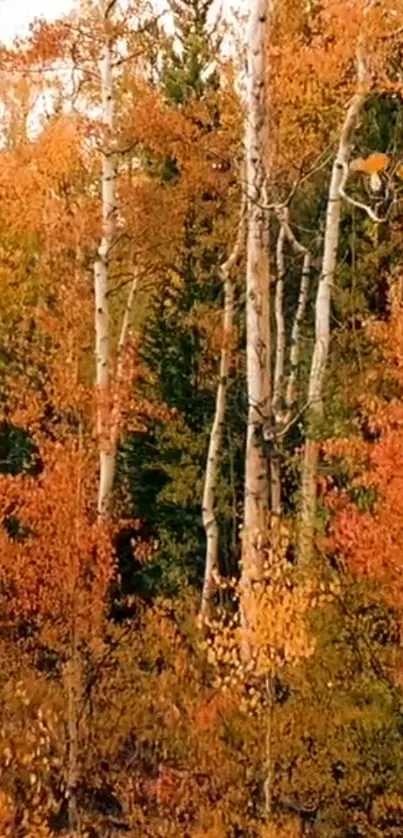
[277,399,310,440]
[105,0,119,19]
[240,144,336,213]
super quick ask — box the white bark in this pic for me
[299,34,368,562]
[271,213,311,516]
[110,273,139,453]
[285,243,310,418]
[279,212,311,424]
[94,4,141,519]
[201,202,245,618]
[242,0,272,583]
[270,224,286,517]
[94,6,116,519]
[273,224,286,420]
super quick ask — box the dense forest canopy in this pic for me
[2,0,403,835]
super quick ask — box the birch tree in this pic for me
[201,198,245,617]
[94,0,117,519]
[271,209,311,516]
[241,0,272,585]
[299,7,371,563]
[93,1,143,519]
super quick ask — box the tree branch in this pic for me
[339,161,390,223]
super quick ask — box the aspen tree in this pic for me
[94,0,117,519]
[242,0,272,586]
[201,198,245,617]
[299,3,371,563]
[271,210,311,516]
[94,1,140,519]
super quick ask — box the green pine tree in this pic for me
[162,0,220,105]
[119,0,244,597]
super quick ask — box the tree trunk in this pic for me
[299,35,368,563]
[283,225,311,419]
[110,274,138,453]
[271,212,311,517]
[273,224,286,422]
[94,6,116,519]
[201,201,245,618]
[241,0,272,588]
[270,223,286,517]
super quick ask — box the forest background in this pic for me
[1,1,403,837]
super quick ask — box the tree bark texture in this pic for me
[242,0,272,586]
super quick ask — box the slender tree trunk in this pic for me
[242,0,272,586]
[273,225,286,421]
[278,213,311,428]
[271,211,311,517]
[94,9,116,519]
[201,202,245,617]
[110,274,139,453]
[94,5,138,519]
[270,224,286,516]
[285,242,310,416]
[299,36,368,563]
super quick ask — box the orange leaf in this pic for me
[351,152,389,174]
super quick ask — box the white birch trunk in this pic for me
[285,245,310,416]
[271,214,311,516]
[109,274,139,452]
[94,7,116,519]
[270,224,286,516]
[277,212,311,425]
[201,204,245,618]
[242,0,272,584]
[299,38,368,562]
[273,224,286,419]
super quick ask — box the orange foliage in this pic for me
[269,0,403,186]
[325,297,403,610]
[351,152,390,174]
[0,441,112,641]
[194,689,237,733]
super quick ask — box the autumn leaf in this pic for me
[351,152,390,192]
